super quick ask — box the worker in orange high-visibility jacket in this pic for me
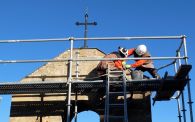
[121,45,160,79]
[96,47,128,76]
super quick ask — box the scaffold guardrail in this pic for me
[0,35,193,122]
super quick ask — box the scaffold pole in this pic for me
[66,38,74,122]
[0,36,184,43]
[174,62,182,122]
[183,36,194,122]
[178,51,187,122]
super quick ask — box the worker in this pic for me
[122,44,160,79]
[96,47,128,76]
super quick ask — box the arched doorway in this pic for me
[71,110,100,122]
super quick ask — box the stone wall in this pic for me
[10,48,152,122]
[11,48,105,122]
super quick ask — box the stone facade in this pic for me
[11,48,105,122]
[10,48,151,122]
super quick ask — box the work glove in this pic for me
[122,61,126,66]
[122,61,131,69]
[122,61,127,69]
[125,64,131,69]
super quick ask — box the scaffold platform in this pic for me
[2,64,192,118]
[0,78,189,95]
[0,65,191,96]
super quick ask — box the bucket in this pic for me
[131,70,143,80]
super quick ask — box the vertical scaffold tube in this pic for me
[66,38,74,122]
[75,51,80,80]
[74,92,78,122]
[183,36,194,122]
[174,62,182,122]
[178,51,187,122]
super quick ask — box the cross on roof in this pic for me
[76,13,97,48]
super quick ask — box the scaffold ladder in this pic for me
[104,67,128,122]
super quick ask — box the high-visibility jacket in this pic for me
[127,48,154,68]
[97,51,124,71]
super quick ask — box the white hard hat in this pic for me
[135,45,147,56]
[118,47,128,57]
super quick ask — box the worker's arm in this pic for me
[131,60,147,68]
[114,60,124,70]
[127,48,135,56]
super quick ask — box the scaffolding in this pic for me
[0,35,193,122]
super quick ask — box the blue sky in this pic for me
[0,0,194,122]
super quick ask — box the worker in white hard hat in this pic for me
[121,44,160,79]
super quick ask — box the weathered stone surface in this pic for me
[11,48,152,122]
[11,48,105,122]
[10,116,61,122]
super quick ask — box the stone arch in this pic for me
[71,110,100,122]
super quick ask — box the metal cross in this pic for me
[76,13,97,48]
